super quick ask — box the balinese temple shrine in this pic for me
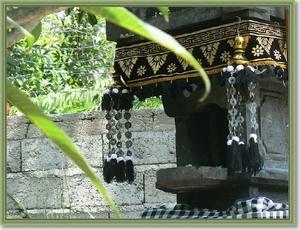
[103,7,289,218]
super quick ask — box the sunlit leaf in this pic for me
[80,7,211,102]
[31,22,42,43]
[6,80,121,218]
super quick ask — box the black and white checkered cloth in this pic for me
[140,196,289,219]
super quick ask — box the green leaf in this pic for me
[92,93,99,102]
[6,16,35,48]
[80,7,211,102]
[157,7,169,22]
[6,52,18,66]
[6,80,121,218]
[7,192,31,219]
[66,7,74,15]
[87,13,98,26]
[77,10,84,24]
[31,22,42,43]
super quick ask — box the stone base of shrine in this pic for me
[156,166,288,210]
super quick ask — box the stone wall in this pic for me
[6,108,177,219]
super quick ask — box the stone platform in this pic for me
[156,166,288,210]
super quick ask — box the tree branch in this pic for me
[7,7,69,29]
[6,6,69,47]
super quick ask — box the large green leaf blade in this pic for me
[81,7,211,102]
[6,80,121,218]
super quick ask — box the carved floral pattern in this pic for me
[273,50,282,60]
[167,63,177,73]
[200,42,220,66]
[278,40,287,60]
[220,51,231,63]
[147,54,167,74]
[118,57,138,78]
[252,45,264,57]
[257,37,274,55]
[137,65,147,76]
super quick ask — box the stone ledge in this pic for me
[156,166,288,194]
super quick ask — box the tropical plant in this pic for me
[7,8,115,115]
[6,6,211,219]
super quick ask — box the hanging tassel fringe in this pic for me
[103,153,118,183]
[234,64,258,86]
[222,64,258,87]
[103,154,135,183]
[101,88,133,111]
[247,134,264,175]
[239,141,247,173]
[125,155,134,183]
[102,85,135,183]
[101,92,112,111]
[116,156,126,182]
[119,89,134,110]
[226,136,243,176]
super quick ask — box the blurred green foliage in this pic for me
[7,8,116,115]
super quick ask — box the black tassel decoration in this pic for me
[101,93,112,111]
[125,153,134,183]
[226,136,243,176]
[103,153,118,183]
[235,64,258,86]
[115,156,126,182]
[102,70,135,183]
[239,141,247,173]
[247,134,264,175]
[226,138,235,176]
[118,89,133,110]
